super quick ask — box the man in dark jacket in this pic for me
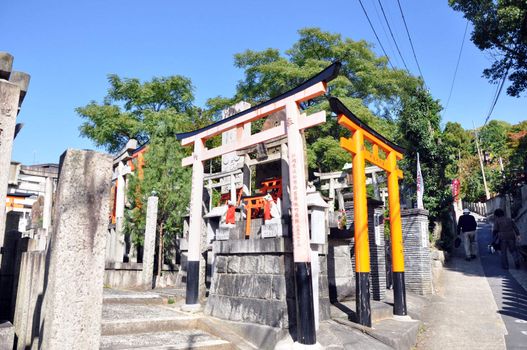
[493,208,521,269]
[458,209,478,260]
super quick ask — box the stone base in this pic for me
[0,321,14,350]
[180,303,202,313]
[293,342,323,350]
[206,238,330,329]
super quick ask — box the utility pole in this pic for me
[473,121,490,200]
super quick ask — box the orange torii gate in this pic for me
[176,63,341,346]
[329,97,407,327]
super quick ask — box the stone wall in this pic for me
[344,197,387,301]
[327,239,354,301]
[513,185,527,245]
[205,238,330,329]
[103,262,179,289]
[12,238,47,350]
[401,209,433,296]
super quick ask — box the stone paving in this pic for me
[100,330,230,350]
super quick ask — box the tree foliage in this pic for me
[449,0,527,96]
[77,74,205,253]
[479,119,511,158]
[77,75,196,153]
[125,111,192,250]
[224,27,420,174]
[396,87,451,219]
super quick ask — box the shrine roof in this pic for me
[329,97,406,154]
[176,62,341,140]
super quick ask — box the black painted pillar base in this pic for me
[355,272,371,327]
[294,262,316,345]
[393,271,407,316]
[185,260,200,305]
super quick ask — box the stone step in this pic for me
[101,303,199,336]
[100,330,233,350]
[333,316,420,350]
[153,287,186,301]
[330,299,394,323]
[103,288,164,305]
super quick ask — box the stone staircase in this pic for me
[100,289,235,350]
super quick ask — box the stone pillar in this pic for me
[0,78,20,265]
[41,149,112,350]
[401,209,432,296]
[220,102,251,194]
[114,164,126,261]
[142,196,158,289]
[368,202,386,301]
[42,176,53,233]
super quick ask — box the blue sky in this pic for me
[2,0,525,165]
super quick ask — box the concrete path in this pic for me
[417,218,527,350]
[477,221,527,349]
[416,221,507,349]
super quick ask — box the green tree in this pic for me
[125,111,192,261]
[449,0,527,96]
[442,121,474,178]
[396,87,452,219]
[76,75,196,153]
[77,74,204,260]
[479,119,511,159]
[226,27,420,173]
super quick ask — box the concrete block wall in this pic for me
[401,209,433,296]
[327,239,354,301]
[103,262,179,289]
[12,240,47,350]
[344,197,387,301]
[205,238,330,329]
[513,185,527,245]
[367,206,386,301]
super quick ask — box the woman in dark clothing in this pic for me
[493,208,521,269]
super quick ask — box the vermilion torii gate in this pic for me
[330,97,407,327]
[176,63,341,345]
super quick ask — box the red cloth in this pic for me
[226,205,236,224]
[263,200,271,221]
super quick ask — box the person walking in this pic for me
[493,208,521,270]
[457,209,478,261]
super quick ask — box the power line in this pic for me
[483,67,509,126]
[396,0,426,84]
[444,21,469,114]
[376,0,410,73]
[357,0,395,69]
[371,0,400,67]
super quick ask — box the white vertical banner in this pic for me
[416,152,424,209]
